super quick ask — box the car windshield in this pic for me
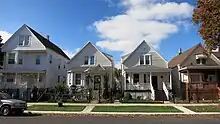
[0,93,12,99]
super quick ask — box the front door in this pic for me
[152,76,158,90]
[94,75,101,90]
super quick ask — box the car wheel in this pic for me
[1,106,11,116]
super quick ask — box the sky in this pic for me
[0,0,202,68]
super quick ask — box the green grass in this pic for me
[92,106,182,113]
[185,106,220,112]
[28,105,85,112]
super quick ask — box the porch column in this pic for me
[150,72,152,86]
[169,71,172,90]
[186,70,190,101]
[15,73,17,86]
[37,73,40,87]
[124,73,126,90]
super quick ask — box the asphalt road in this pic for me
[1,115,220,124]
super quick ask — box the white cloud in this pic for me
[63,48,80,58]
[94,0,193,53]
[0,31,12,43]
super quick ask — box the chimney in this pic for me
[178,48,182,55]
[46,35,50,40]
[0,35,2,43]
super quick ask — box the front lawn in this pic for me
[185,105,220,112]
[92,106,182,113]
[28,105,85,112]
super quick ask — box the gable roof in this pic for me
[68,41,112,64]
[25,25,70,60]
[168,43,202,68]
[122,40,168,64]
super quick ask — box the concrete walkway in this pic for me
[173,105,196,114]
[82,105,95,113]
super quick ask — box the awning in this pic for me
[179,66,220,72]
[124,65,171,72]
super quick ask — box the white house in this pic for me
[67,42,114,100]
[0,24,70,100]
[121,40,172,101]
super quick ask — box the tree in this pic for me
[193,0,220,53]
[114,68,122,89]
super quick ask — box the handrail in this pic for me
[149,82,155,100]
[162,82,169,100]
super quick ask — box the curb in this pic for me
[25,111,220,117]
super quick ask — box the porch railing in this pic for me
[149,82,155,100]
[162,82,169,100]
[125,83,151,91]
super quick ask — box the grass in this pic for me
[28,105,85,112]
[92,106,182,113]
[185,105,220,112]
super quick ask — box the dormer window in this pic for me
[19,35,30,46]
[196,58,206,65]
[140,54,151,65]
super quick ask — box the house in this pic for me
[121,40,172,101]
[0,24,70,100]
[67,42,114,100]
[169,43,220,101]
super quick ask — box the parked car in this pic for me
[0,92,27,116]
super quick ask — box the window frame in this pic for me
[8,53,15,64]
[19,35,31,46]
[75,73,81,85]
[18,56,23,65]
[36,55,41,65]
[133,73,139,85]
[84,56,89,65]
[90,56,95,65]
[139,54,151,65]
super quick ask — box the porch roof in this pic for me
[124,65,171,72]
[179,65,220,72]
[0,69,46,73]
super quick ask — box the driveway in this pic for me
[1,115,220,124]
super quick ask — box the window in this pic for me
[145,55,150,65]
[58,75,60,82]
[75,74,81,85]
[201,59,206,64]
[58,59,61,69]
[84,56,89,65]
[8,53,15,64]
[19,35,24,46]
[196,58,206,65]
[64,65,66,69]
[39,74,43,82]
[140,55,144,65]
[19,35,30,46]
[49,55,52,64]
[6,73,15,82]
[144,74,147,83]
[18,56,23,65]
[36,55,40,65]
[90,56,95,65]
[191,75,200,82]
[140,54,151,65]
[133,74,139,84]
[24,36,30,46]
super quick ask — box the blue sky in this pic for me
[0,0,202,67]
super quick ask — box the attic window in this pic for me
[196,58,206,65]
[19,35,30,46]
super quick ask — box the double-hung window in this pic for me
[75,74,81,85]
[8,53,15,64]
[36,55,41,65]
[84,56,89,65]
[133,74,139,85]
[84,56,95,65]
[19,35,30,46]
[18,55,23,65]
[139,54,151,65]
[90,56,95,65]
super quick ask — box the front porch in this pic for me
[0,70,46,100]
[179,66,220,101]
[67,65,113,101]
[123,68,172,101]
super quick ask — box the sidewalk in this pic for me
[26,102,220,116]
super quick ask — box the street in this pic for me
[1,115,220,124]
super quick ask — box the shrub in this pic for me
[123,92,132,101]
